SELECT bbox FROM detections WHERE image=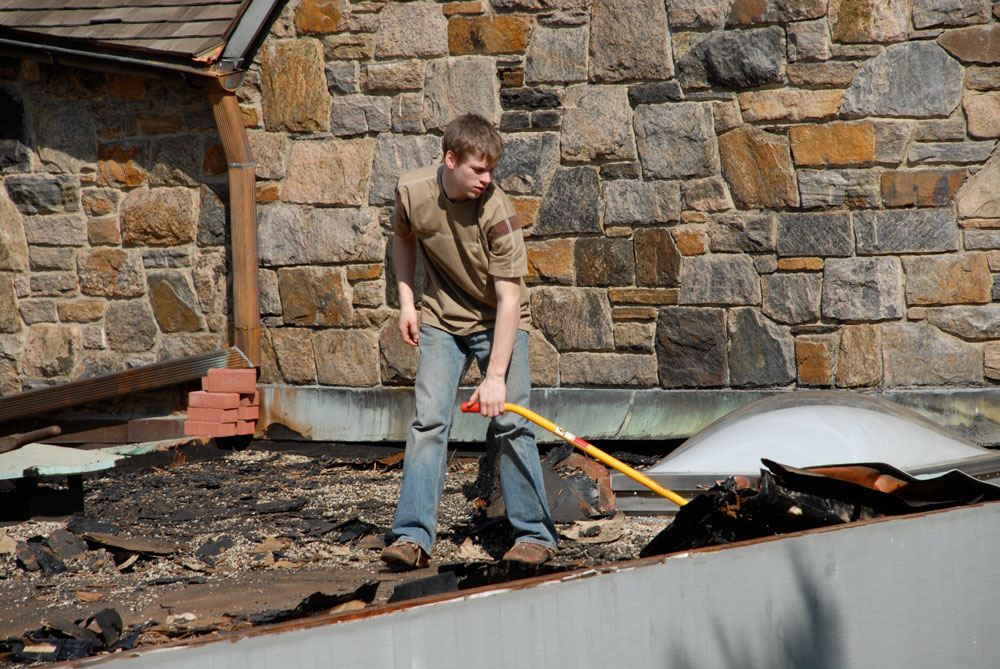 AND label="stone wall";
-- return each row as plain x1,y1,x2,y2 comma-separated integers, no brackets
4,0,1000,402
